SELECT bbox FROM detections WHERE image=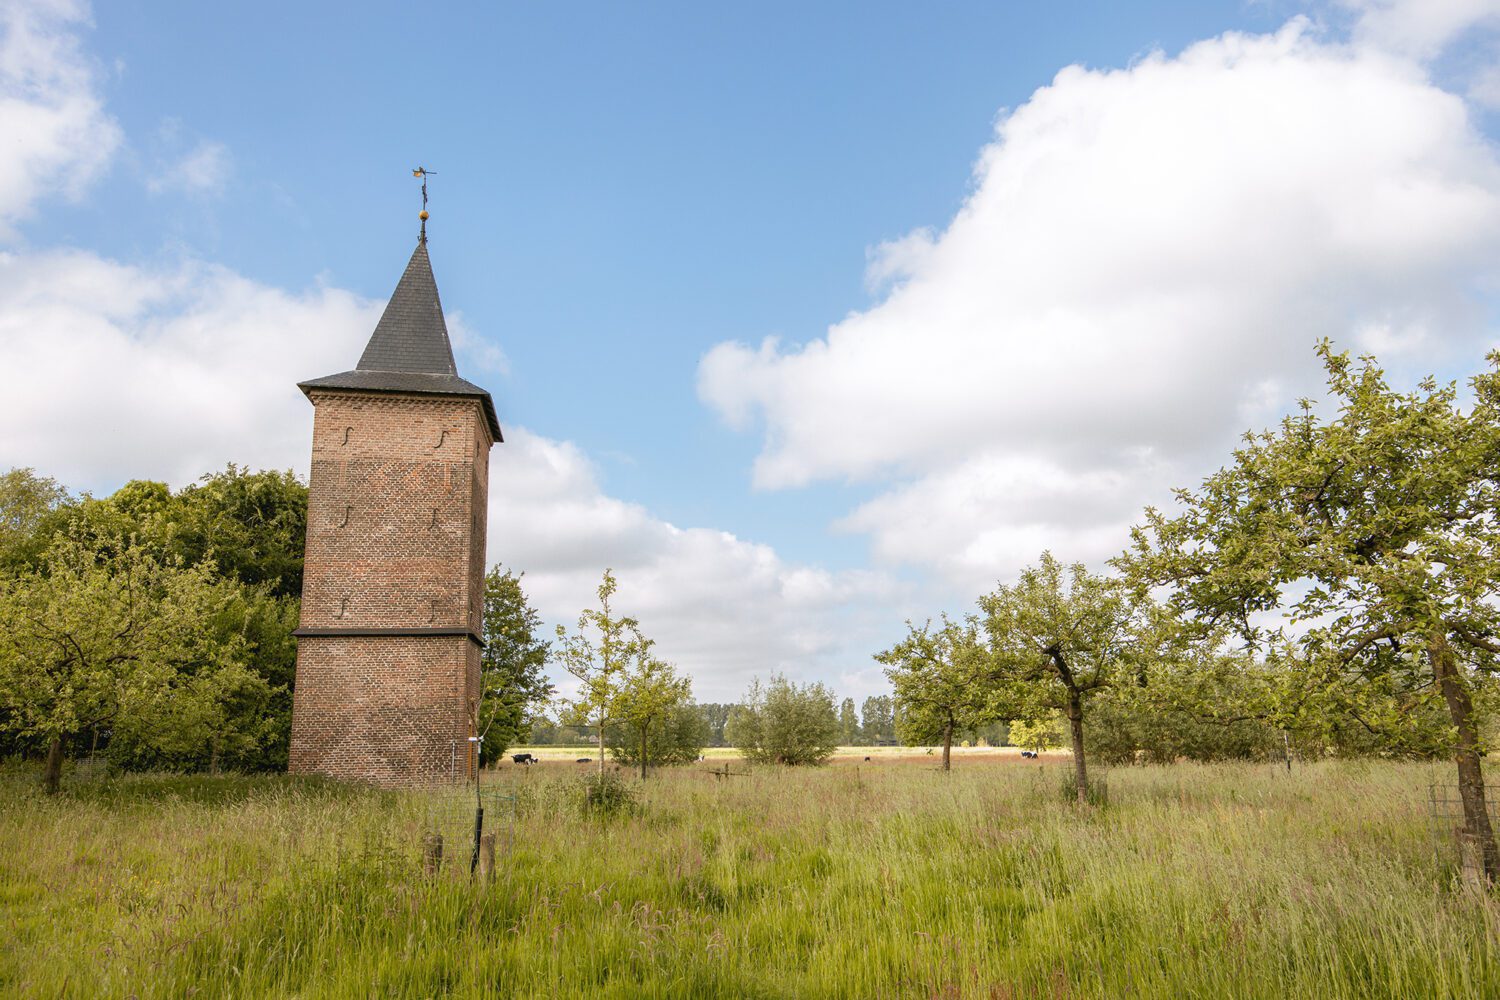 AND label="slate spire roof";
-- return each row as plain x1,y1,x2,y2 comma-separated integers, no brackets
299,238,502,441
